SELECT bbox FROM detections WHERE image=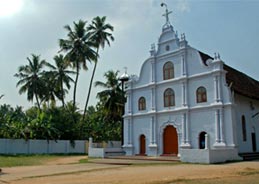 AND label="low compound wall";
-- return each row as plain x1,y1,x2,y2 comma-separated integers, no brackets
0,139,87,154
